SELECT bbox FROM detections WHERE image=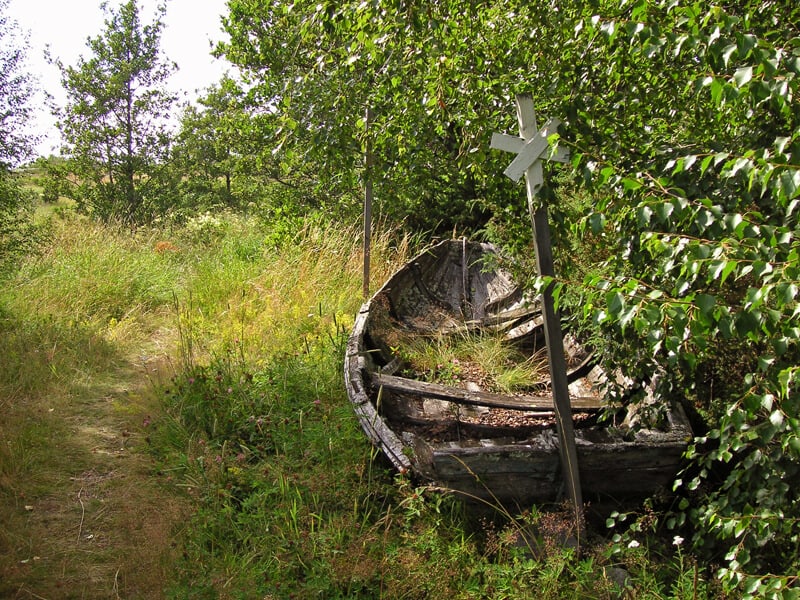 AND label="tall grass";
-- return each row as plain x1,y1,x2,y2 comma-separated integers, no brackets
0,209,716,598
397,330,550,392
0,215,185,409
143,215,715,598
